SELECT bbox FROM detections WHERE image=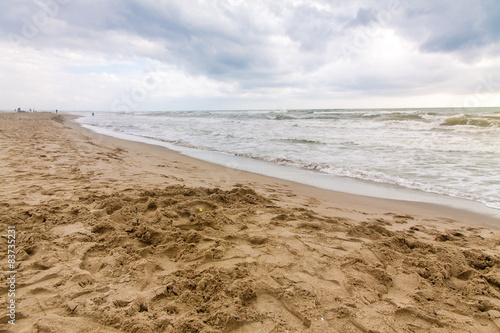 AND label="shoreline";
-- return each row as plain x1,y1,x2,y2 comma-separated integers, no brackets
72,108,500,217
2,112,500,332
71,114,500,229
